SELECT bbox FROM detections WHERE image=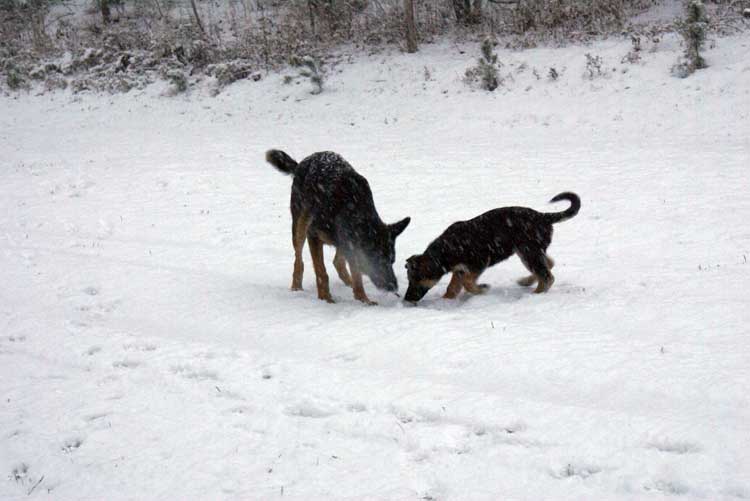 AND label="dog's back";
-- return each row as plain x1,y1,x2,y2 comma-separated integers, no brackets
291,152,380,246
